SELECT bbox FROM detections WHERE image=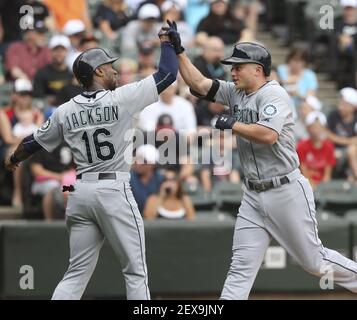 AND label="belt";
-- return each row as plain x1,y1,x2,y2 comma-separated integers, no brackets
246,176,289,193
76,172,117,180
